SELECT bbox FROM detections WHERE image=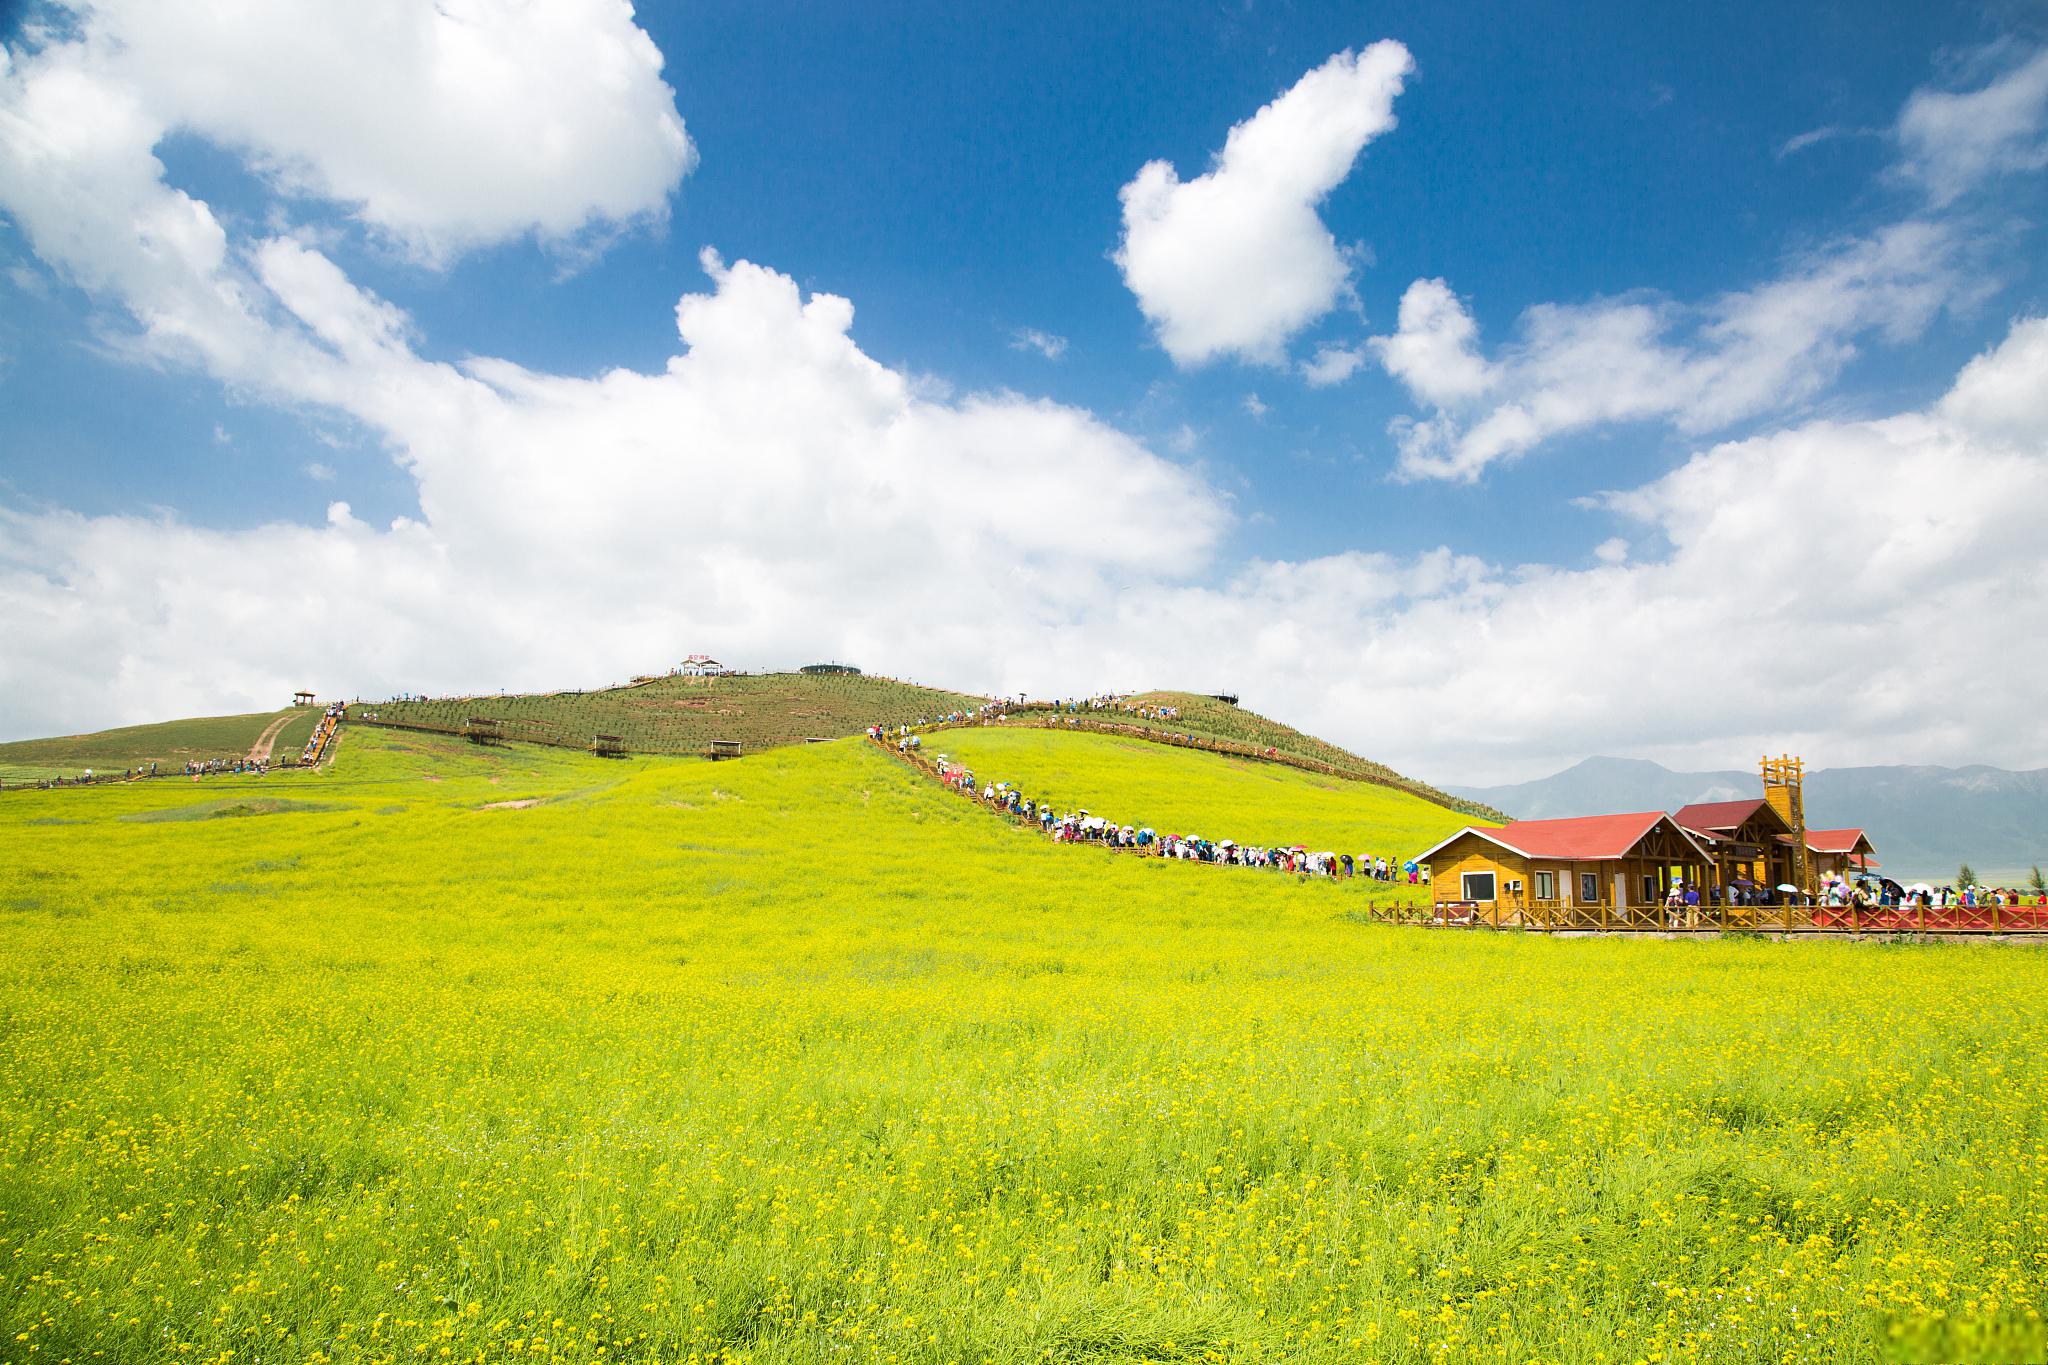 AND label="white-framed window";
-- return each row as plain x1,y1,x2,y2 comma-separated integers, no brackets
1580,872,1599,902
1534,871,1556,900
1642,874,1659,902
1462,871,1496,901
